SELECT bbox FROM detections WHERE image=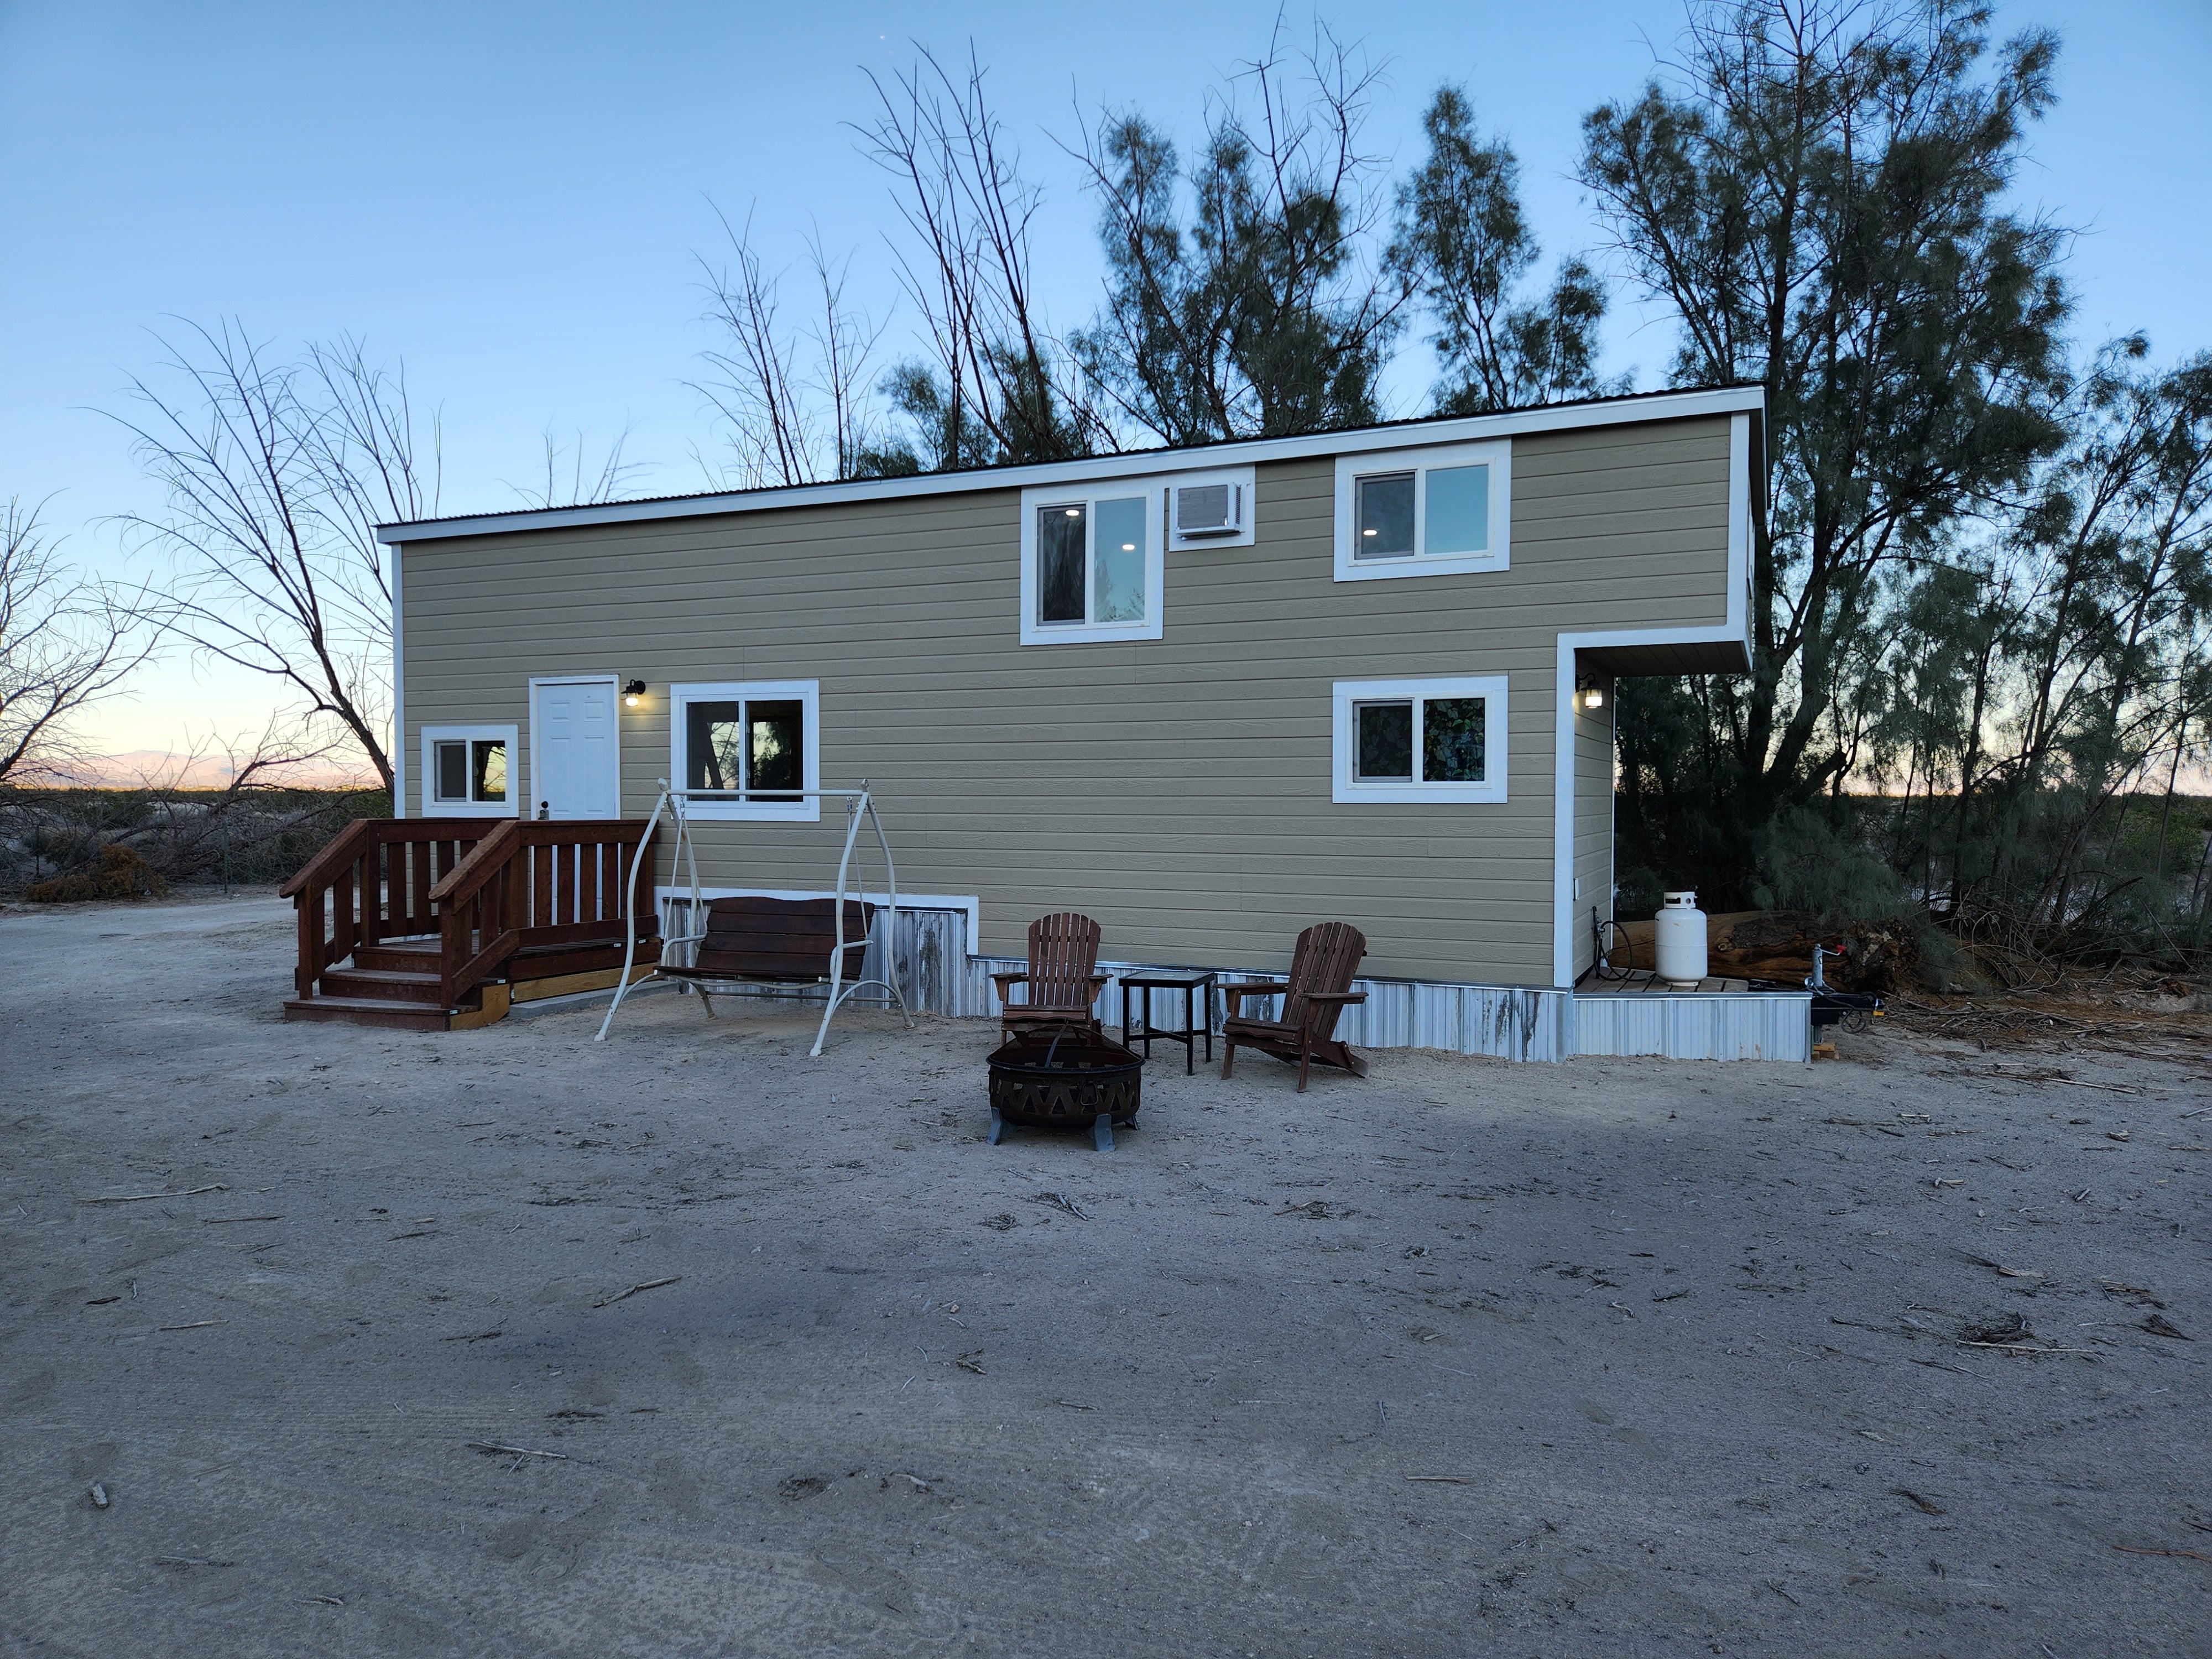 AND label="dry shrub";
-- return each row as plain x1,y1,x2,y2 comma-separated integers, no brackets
26,843,170,902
